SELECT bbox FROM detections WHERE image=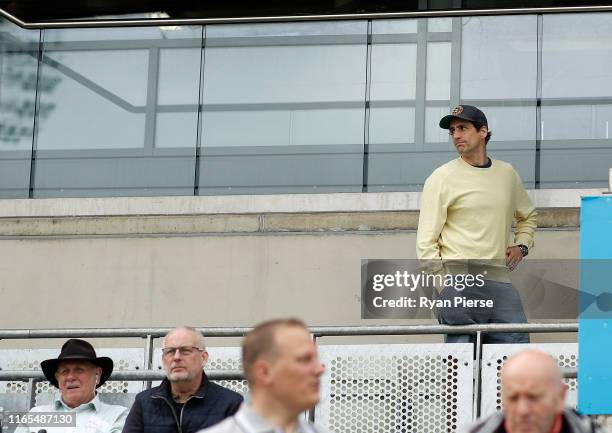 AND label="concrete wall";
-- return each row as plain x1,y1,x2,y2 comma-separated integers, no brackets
0,191,586,333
